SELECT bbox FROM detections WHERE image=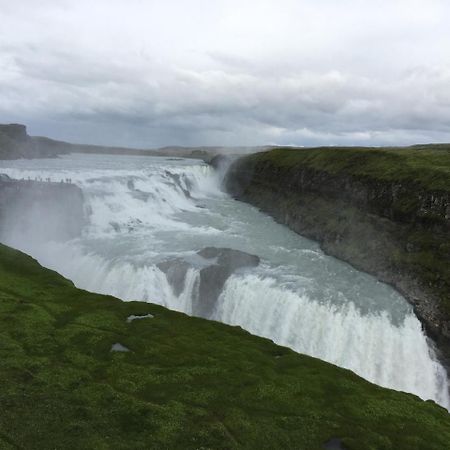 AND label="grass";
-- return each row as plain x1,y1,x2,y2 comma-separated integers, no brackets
1,244,450,449
249,145,450,192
